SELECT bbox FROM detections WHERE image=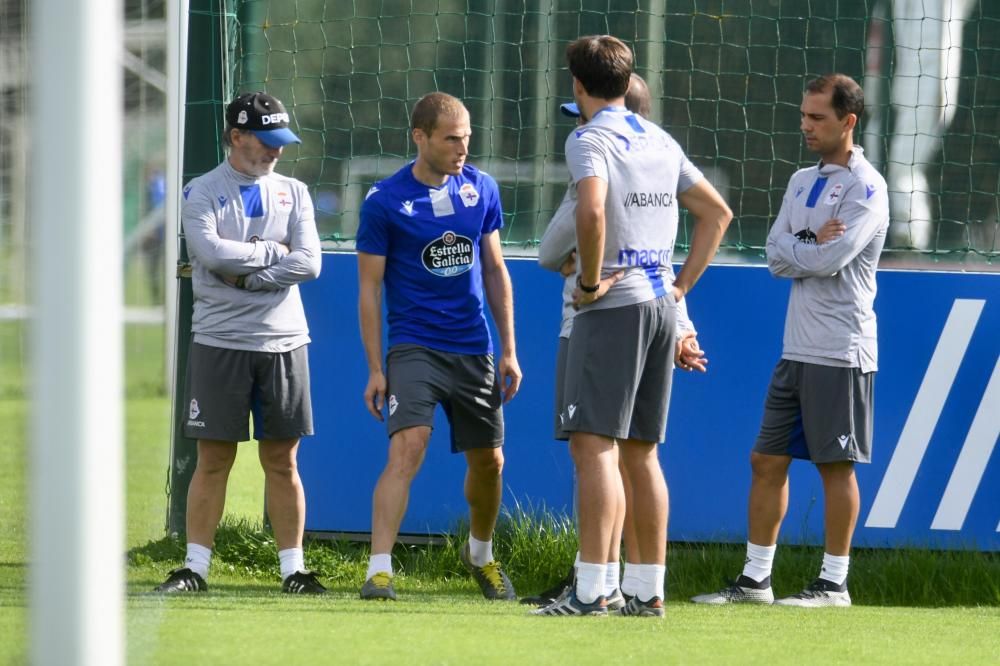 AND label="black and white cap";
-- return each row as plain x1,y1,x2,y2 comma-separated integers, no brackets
225,92,301,148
